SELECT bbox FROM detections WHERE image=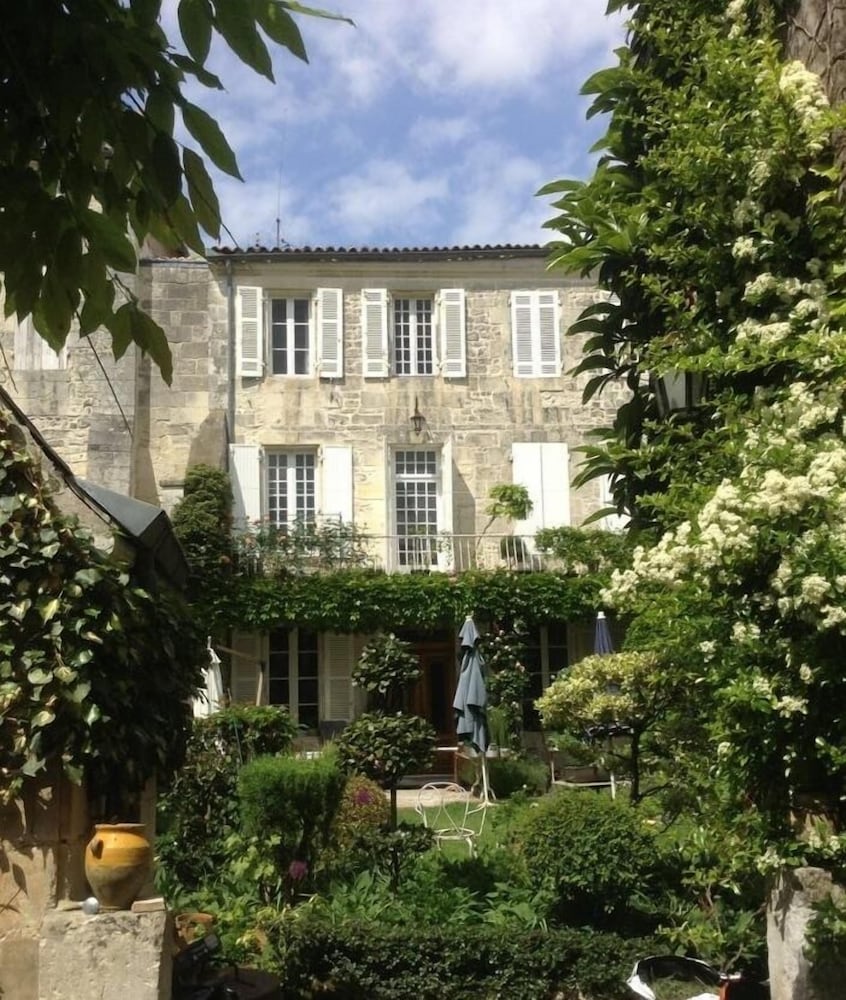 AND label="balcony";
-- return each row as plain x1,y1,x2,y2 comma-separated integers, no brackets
234,521,557,577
